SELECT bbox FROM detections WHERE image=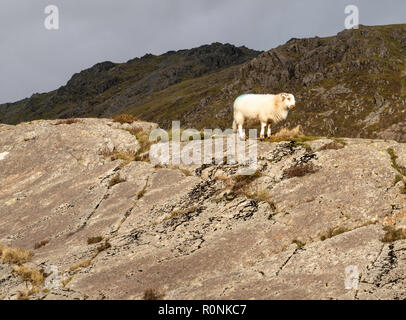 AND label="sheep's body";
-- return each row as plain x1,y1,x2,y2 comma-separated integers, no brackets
233,93,296,139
